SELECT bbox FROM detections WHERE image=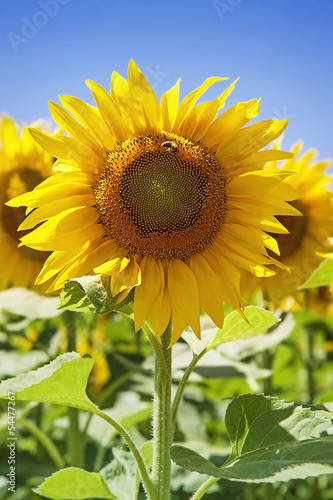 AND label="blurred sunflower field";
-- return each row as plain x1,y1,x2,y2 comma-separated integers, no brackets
0,57,333,500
